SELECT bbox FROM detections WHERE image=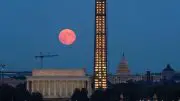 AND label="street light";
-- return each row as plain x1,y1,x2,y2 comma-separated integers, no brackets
0,64,6,84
